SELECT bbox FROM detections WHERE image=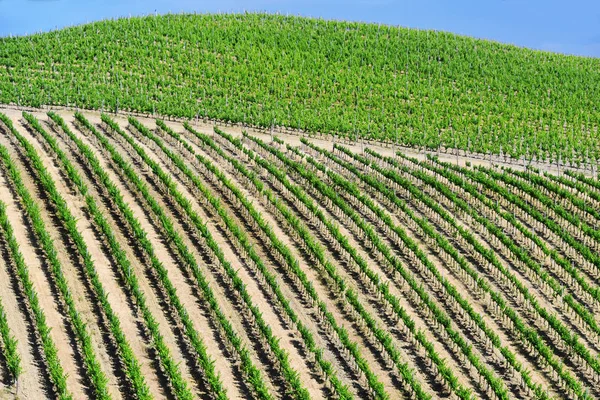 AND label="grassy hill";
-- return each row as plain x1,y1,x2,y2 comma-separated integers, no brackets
1,13,599,163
